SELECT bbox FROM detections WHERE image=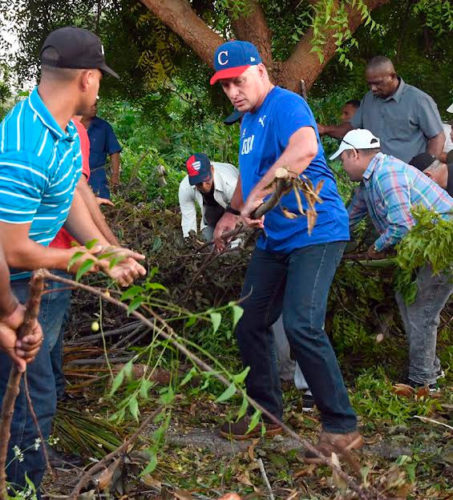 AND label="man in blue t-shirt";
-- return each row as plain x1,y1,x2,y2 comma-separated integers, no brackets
211,41,361,462
81,101,122,200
